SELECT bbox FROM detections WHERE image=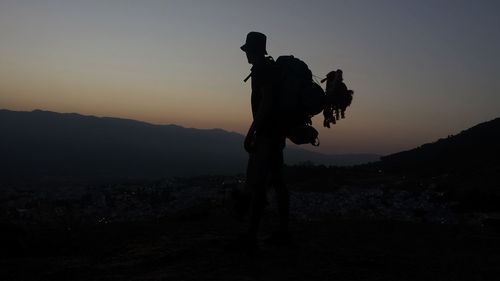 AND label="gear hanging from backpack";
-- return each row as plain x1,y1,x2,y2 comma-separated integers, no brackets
321,69,354,128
